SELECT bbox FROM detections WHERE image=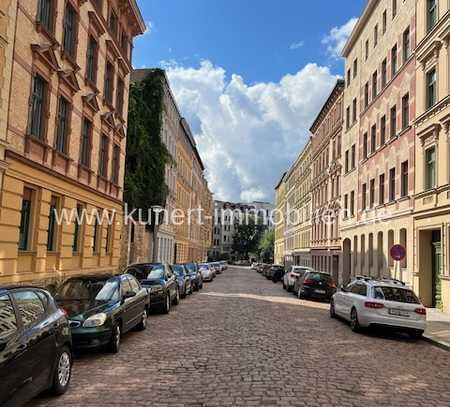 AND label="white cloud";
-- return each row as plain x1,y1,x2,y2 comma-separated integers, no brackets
322,17,358,59
165,60,339,202
143,21,154,36
289,41,305,50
